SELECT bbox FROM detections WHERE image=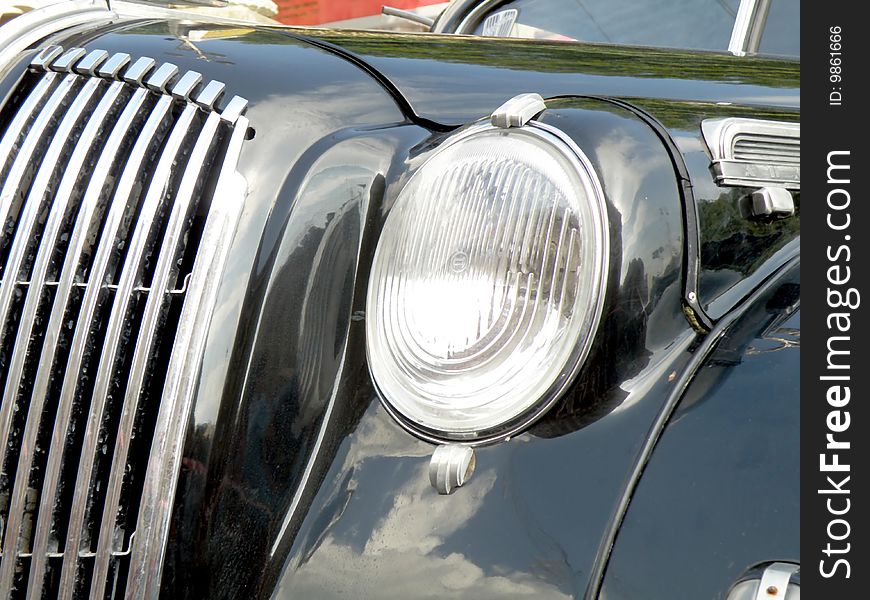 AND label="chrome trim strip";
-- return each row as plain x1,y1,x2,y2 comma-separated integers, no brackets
97,52,132,79
431,0,499,33
713,161,799,190
728,0,772,56
755,563,799,600
56,91,178,599
21,76,127,597
0,1,113,80
220,94,249,125
86,101,201,599
126,114,250,600
491,92,546,128
122,57,156,85
0,74,105,590
29,45,64,70
195,80,225,110
50,47,88,73
0,71,81,495
455,0,503,34
75,49,110,76
701,117,800,190
381,6,436,27
171,71,203,100
23,84,152,600
0,72,58,256
143,62,179,92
